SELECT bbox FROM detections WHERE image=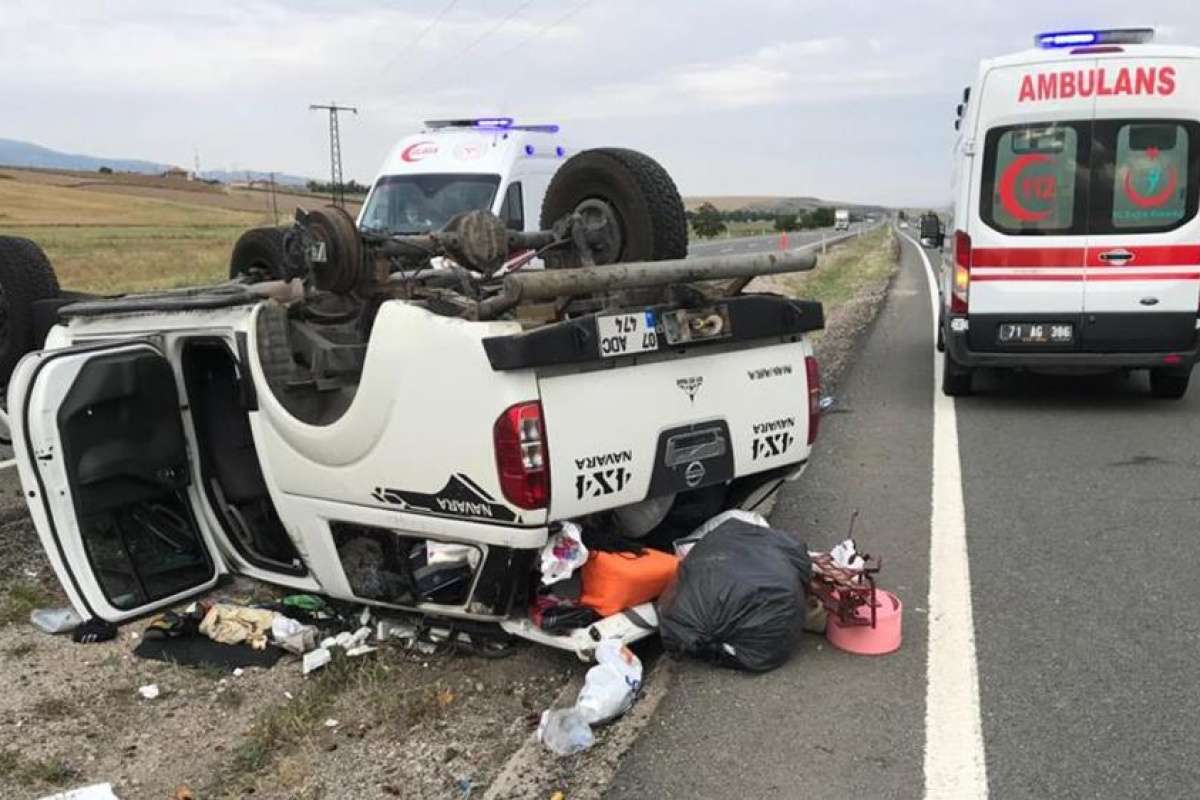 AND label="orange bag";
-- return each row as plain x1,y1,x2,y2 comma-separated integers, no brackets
580,549,680,618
